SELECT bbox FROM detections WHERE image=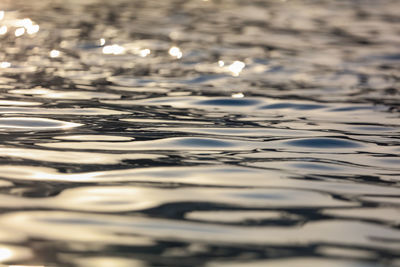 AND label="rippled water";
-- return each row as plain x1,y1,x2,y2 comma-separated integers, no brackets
0,0,400,266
